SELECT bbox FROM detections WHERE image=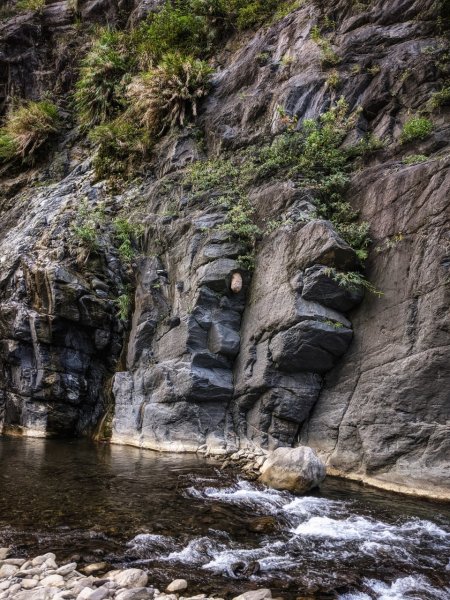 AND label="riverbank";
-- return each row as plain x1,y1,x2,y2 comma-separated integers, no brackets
0,550,272,600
